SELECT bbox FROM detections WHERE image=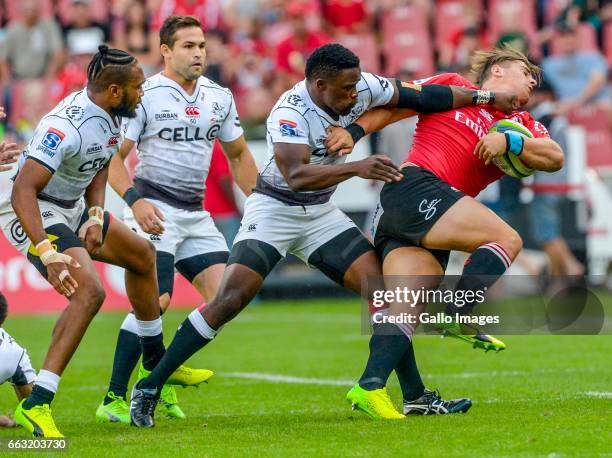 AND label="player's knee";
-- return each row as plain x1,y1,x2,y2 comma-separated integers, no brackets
499,229,522,260
131,240,157,274
81,282,106,316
